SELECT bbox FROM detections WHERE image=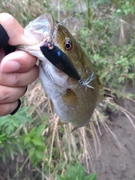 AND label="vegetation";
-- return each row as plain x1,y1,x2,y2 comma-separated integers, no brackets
0,0,134,179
